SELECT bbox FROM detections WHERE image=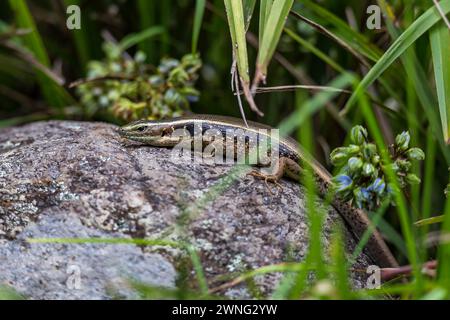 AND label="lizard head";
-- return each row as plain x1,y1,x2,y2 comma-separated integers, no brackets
118,120,181,146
